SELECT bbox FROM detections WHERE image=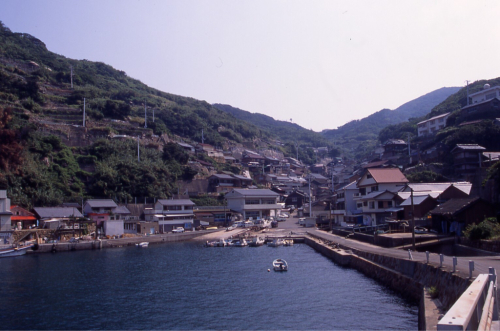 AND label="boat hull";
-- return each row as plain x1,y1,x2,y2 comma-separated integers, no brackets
0,245,32,258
